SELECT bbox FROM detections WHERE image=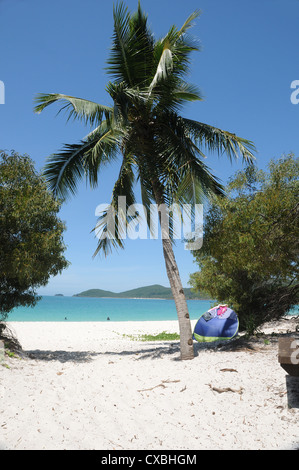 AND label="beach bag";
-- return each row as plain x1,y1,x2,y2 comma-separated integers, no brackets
193,305,239,343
